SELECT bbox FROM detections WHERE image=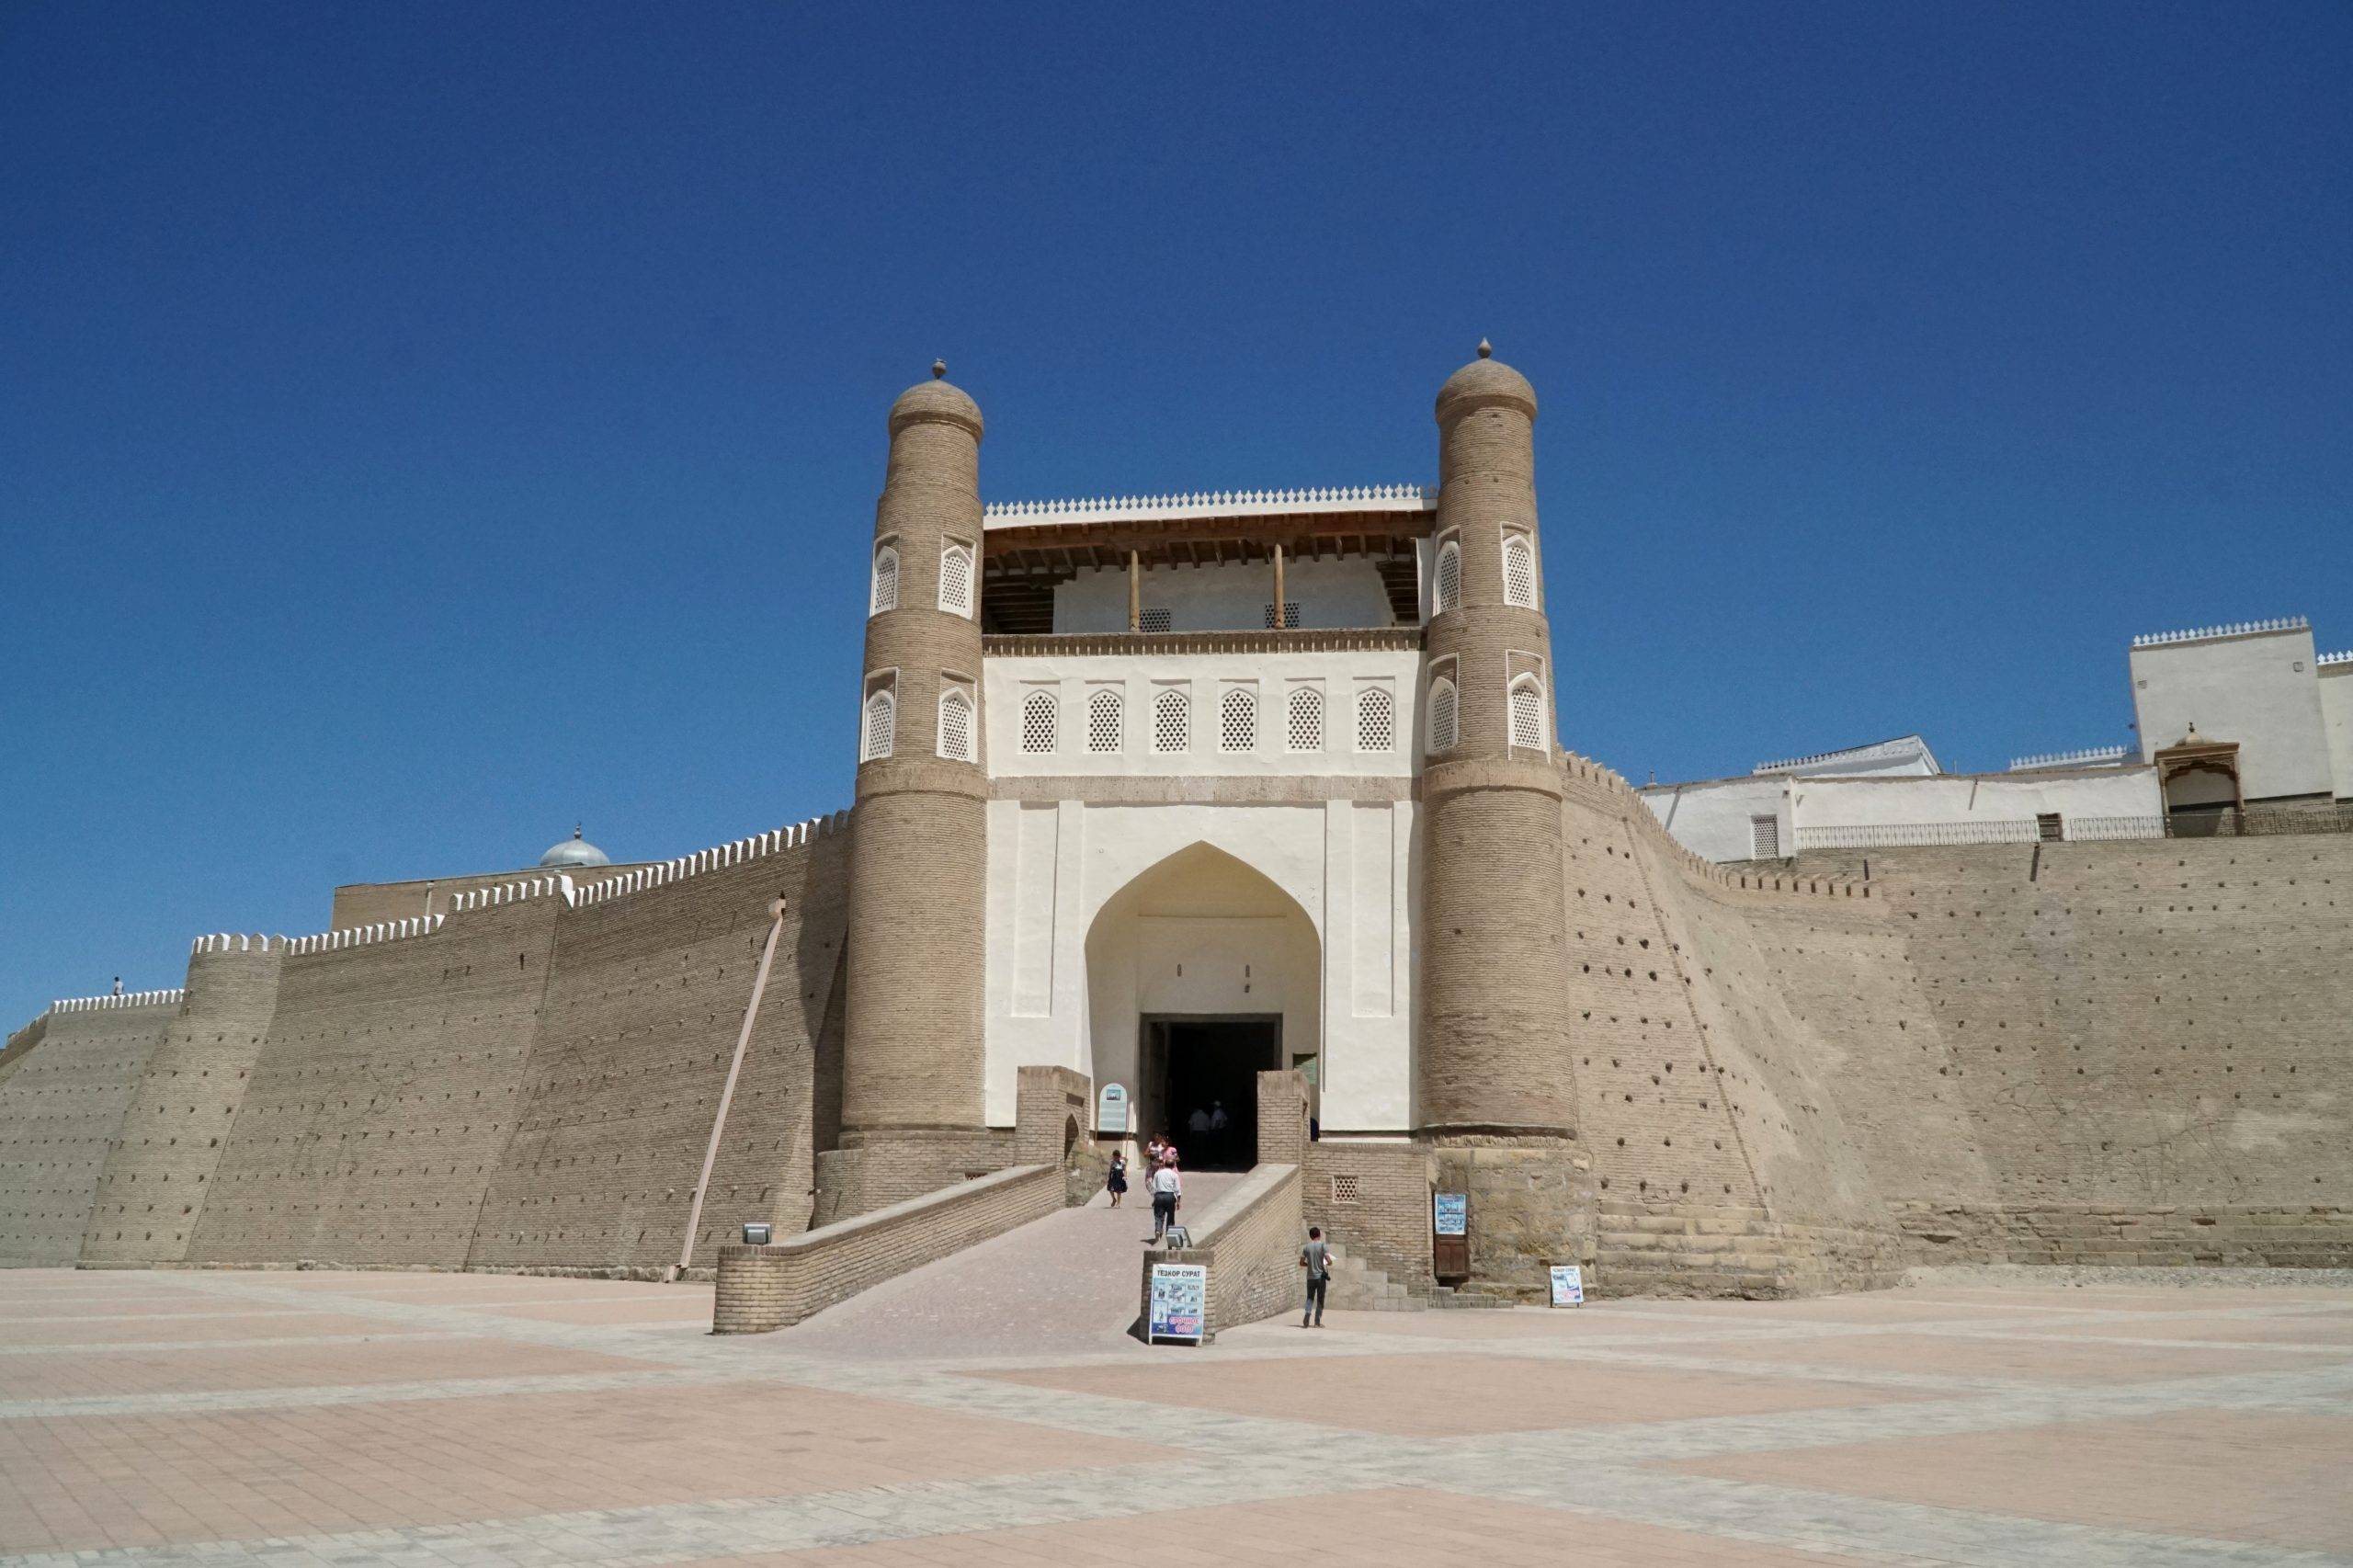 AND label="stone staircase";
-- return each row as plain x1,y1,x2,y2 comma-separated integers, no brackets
1321,1239,1416,1311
